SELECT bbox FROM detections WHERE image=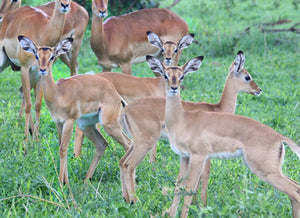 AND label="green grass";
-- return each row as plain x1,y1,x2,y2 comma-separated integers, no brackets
0,0,300,217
